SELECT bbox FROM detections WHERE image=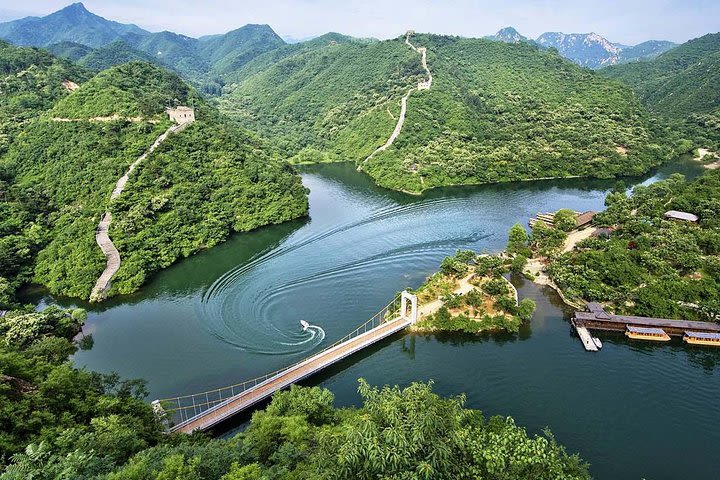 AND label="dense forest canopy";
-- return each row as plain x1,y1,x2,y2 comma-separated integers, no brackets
0,305,592,479
601,33,720,119
0,40,88,154
0,54,308,304
220,35,421,164
601,33,720,150
221,33,676,193
49,61,195,119
548,170,720,320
